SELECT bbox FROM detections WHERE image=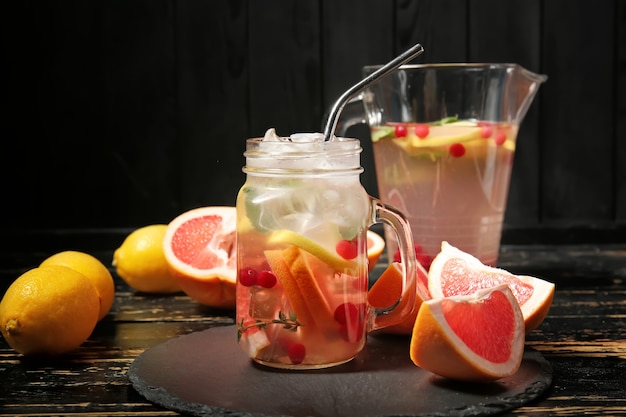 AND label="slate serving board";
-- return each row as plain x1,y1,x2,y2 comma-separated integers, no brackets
129,325,552,417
